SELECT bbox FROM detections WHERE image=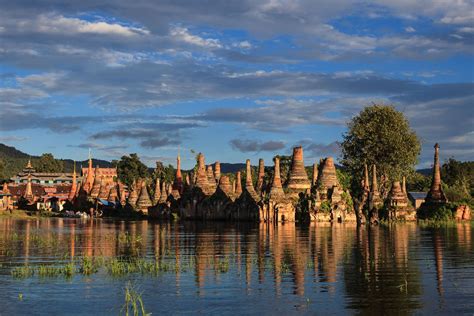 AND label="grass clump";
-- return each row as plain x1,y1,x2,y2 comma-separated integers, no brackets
121,282,150,316
11,265,34,278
